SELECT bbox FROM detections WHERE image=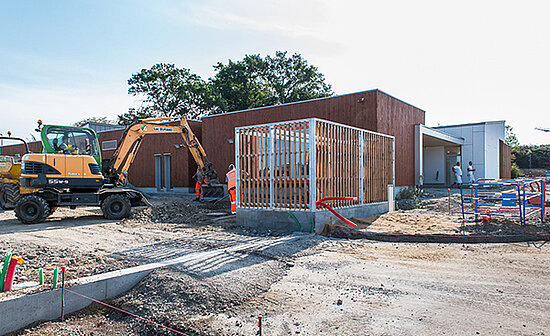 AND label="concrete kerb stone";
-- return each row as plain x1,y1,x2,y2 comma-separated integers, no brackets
0,235,299,335
0,268,151,335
